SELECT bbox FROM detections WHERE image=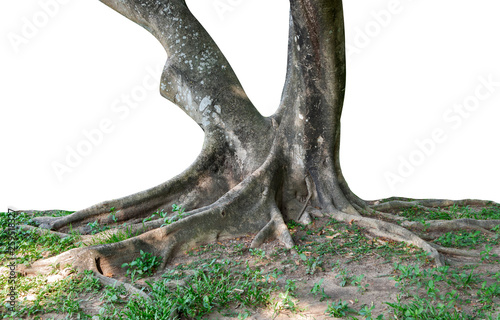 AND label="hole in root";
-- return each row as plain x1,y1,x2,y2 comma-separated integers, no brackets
95,257,104,275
